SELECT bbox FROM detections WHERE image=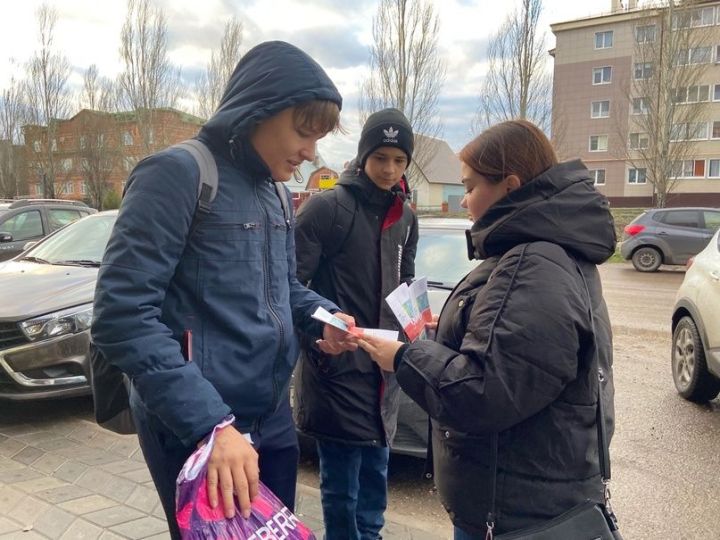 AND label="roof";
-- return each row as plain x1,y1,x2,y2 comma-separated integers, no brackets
413,134,462,186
